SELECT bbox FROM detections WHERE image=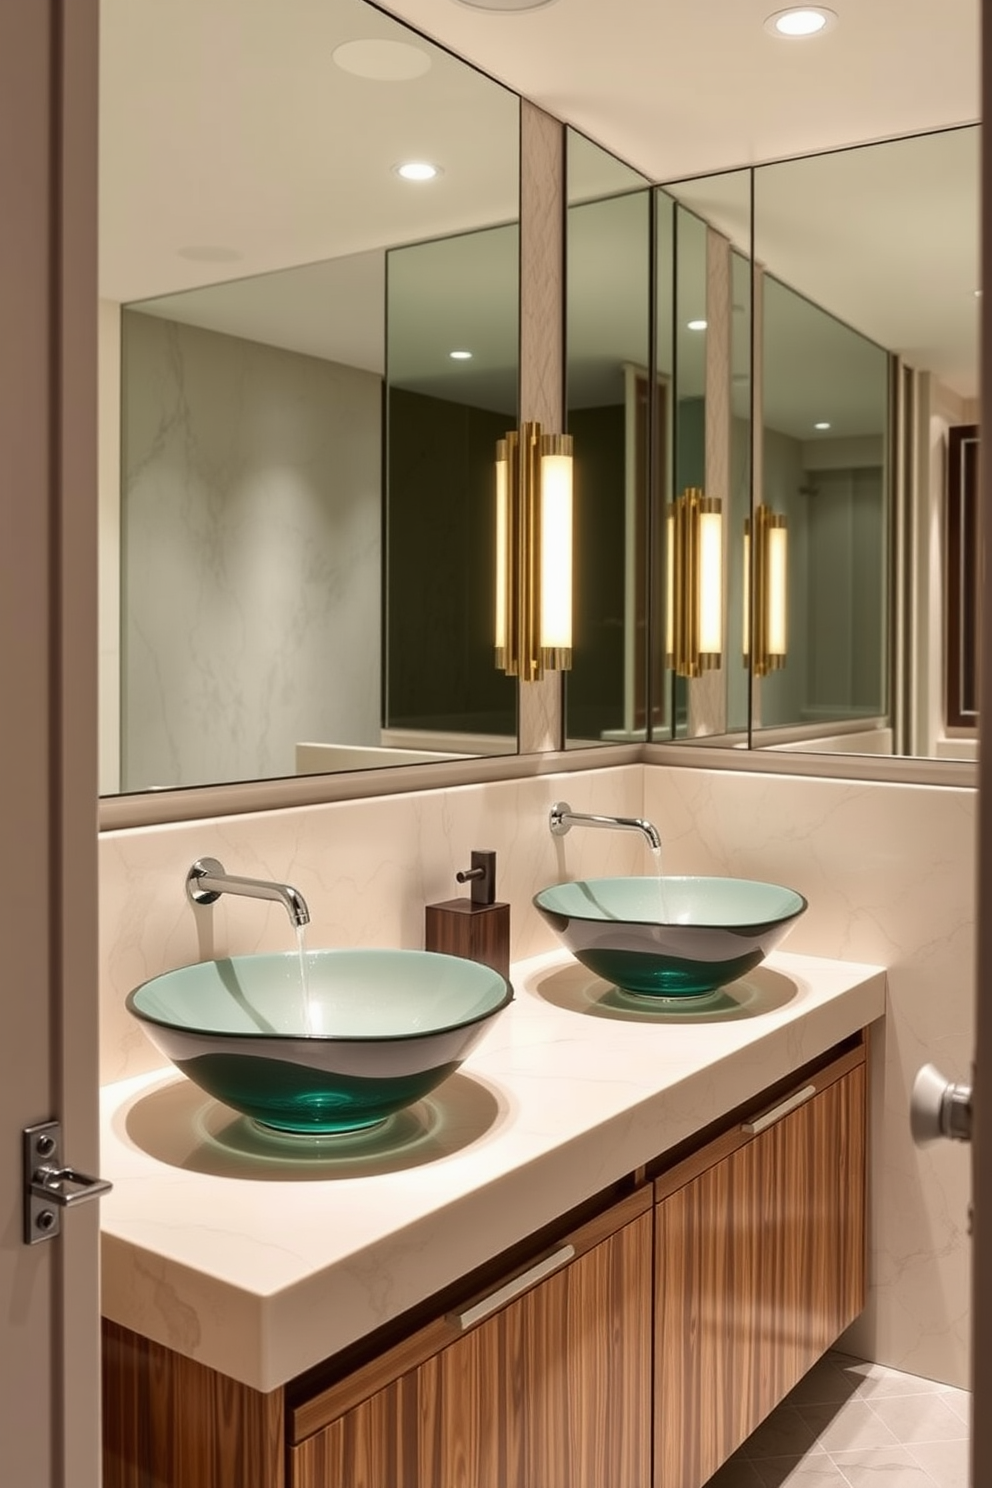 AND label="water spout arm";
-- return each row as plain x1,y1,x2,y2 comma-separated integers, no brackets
186,857,311,928
549,801,661,853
